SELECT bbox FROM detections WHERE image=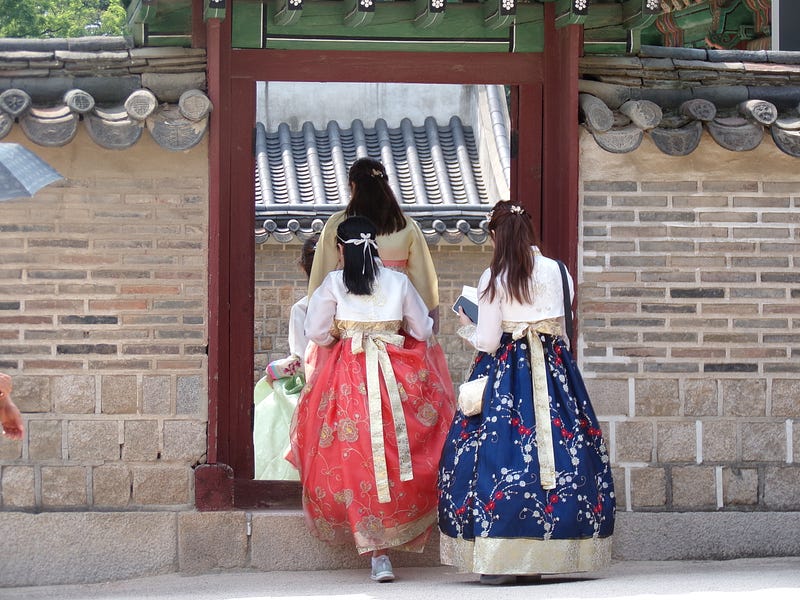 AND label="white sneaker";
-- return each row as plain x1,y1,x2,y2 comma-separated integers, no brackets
370,555,395,582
